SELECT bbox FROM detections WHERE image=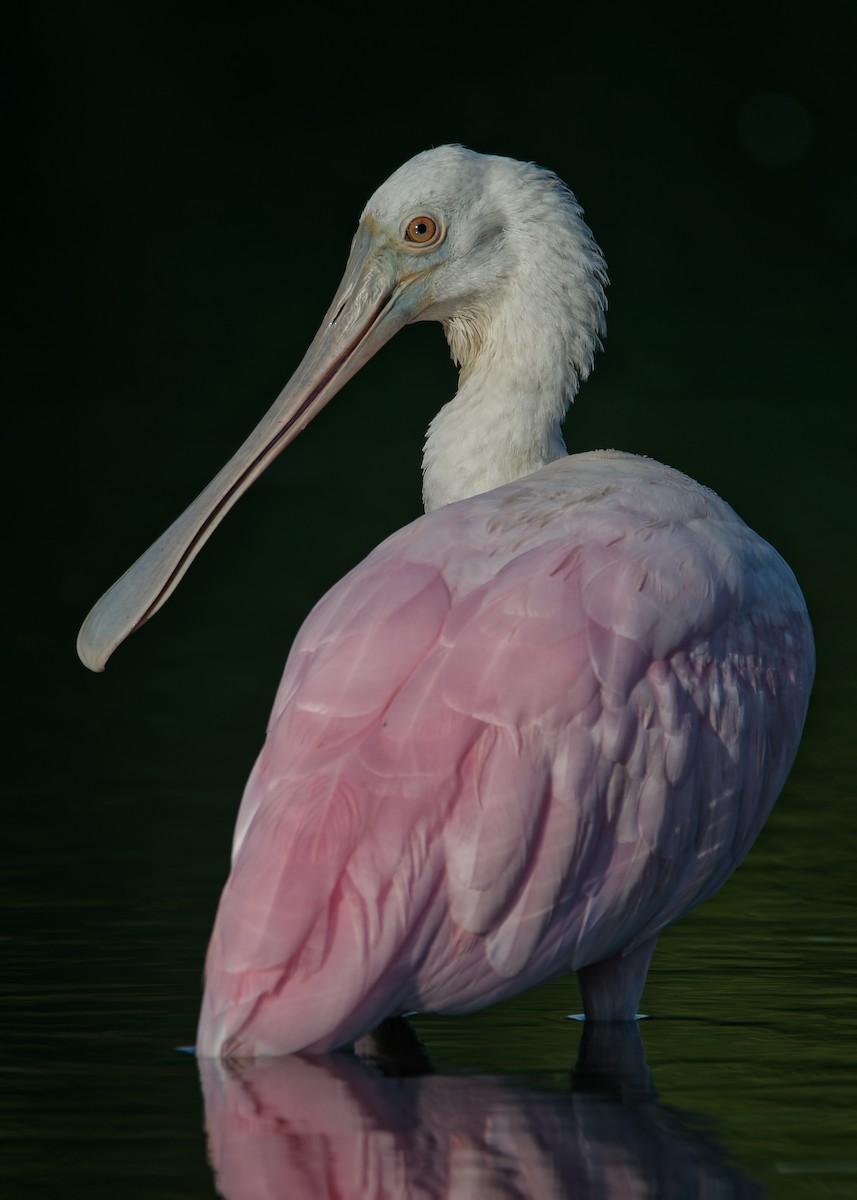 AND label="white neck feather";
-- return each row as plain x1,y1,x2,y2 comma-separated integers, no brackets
421,312,570,512
420,166,607,513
